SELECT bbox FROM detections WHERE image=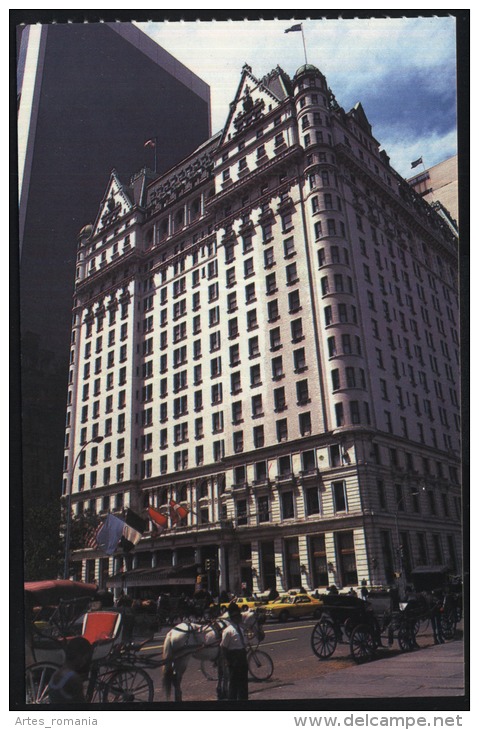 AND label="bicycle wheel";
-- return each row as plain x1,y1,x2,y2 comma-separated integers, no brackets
103,667,154,703
311,620,337,659
25,662,60,704
349,624,376,664
200,660,217,681
248,649,274,681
